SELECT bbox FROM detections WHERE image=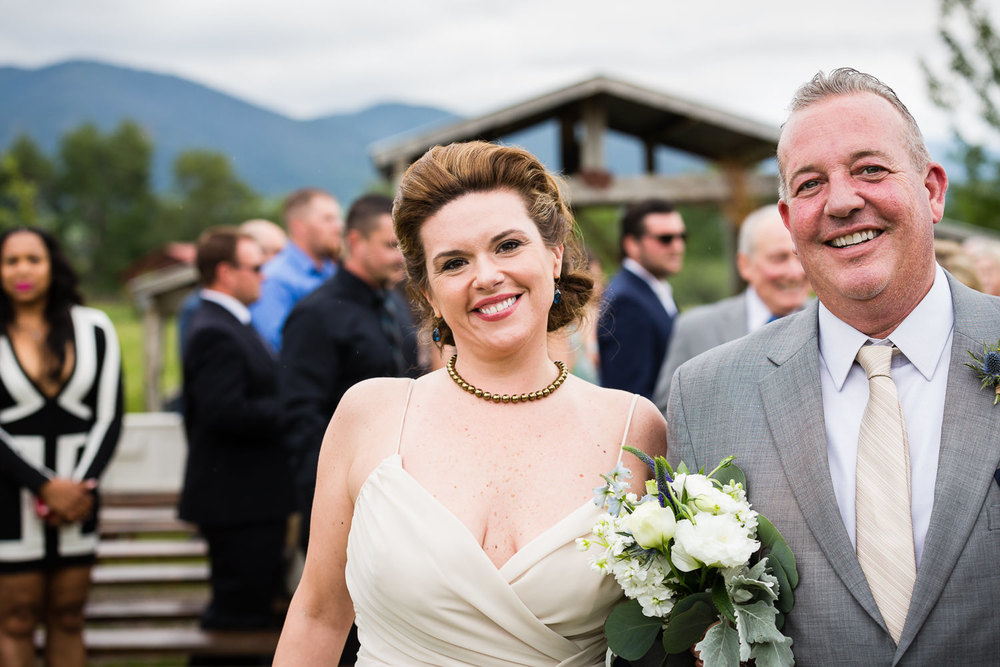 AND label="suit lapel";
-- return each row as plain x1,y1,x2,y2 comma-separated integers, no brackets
895,276,1000,656
758,305,884,626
